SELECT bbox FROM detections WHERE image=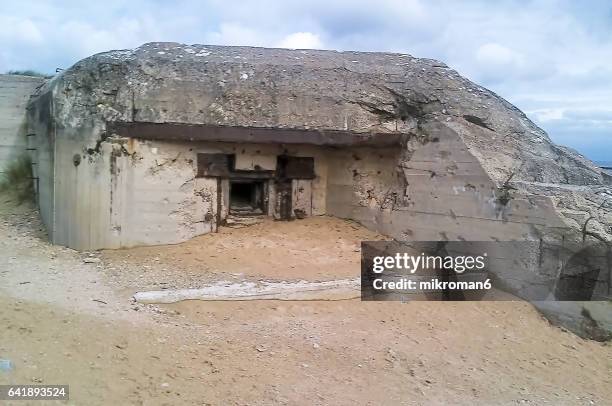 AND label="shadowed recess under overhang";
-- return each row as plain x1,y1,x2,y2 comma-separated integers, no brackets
106,121,408,147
